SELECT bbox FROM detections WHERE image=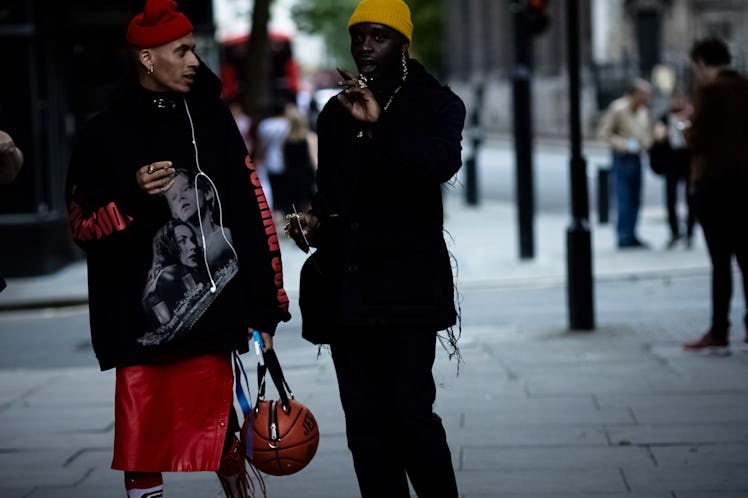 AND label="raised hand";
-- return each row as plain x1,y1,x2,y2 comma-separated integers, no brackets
336,67,381,123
